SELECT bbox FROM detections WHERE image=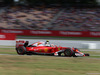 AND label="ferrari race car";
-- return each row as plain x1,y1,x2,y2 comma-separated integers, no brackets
16,40,90,57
